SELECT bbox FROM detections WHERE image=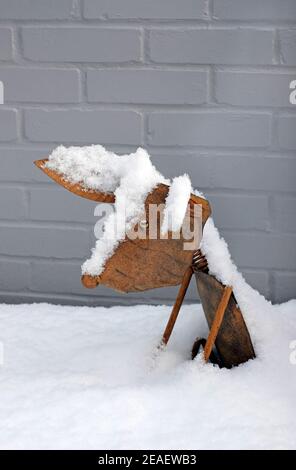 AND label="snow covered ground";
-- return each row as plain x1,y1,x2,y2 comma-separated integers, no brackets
0,300,295,450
